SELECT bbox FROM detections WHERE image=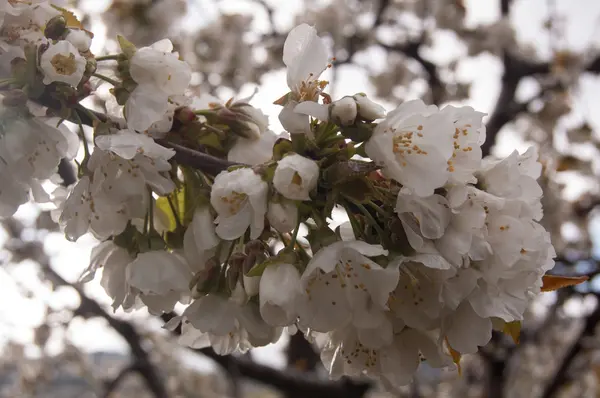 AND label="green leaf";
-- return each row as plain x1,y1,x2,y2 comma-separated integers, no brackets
340,122,374,142
502,321,522,344
306,225,338,253
156,188,185,232
336,179,375,203
273,137,293,161
117,35,137,59
198,131,223,151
